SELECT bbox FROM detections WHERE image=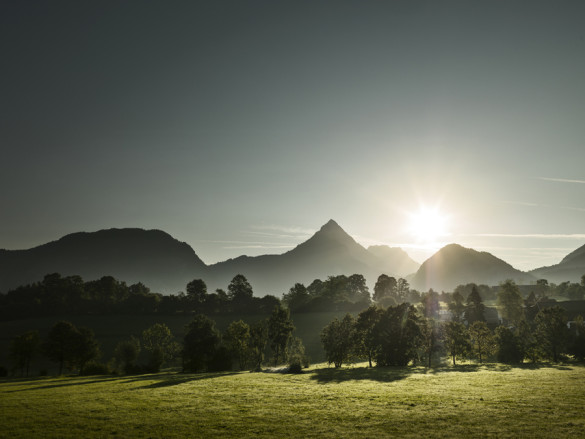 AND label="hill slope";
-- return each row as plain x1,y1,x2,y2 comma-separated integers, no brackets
411,243,534,292
530,242,585,284
0,229,207,293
